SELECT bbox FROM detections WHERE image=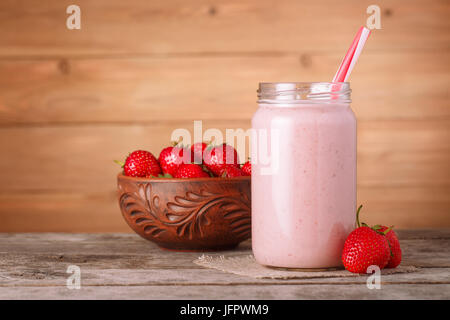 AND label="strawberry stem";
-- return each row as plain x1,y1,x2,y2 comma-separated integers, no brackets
172,137,183,147
356,204,363,228
114,160,124,167
201,164,214,177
